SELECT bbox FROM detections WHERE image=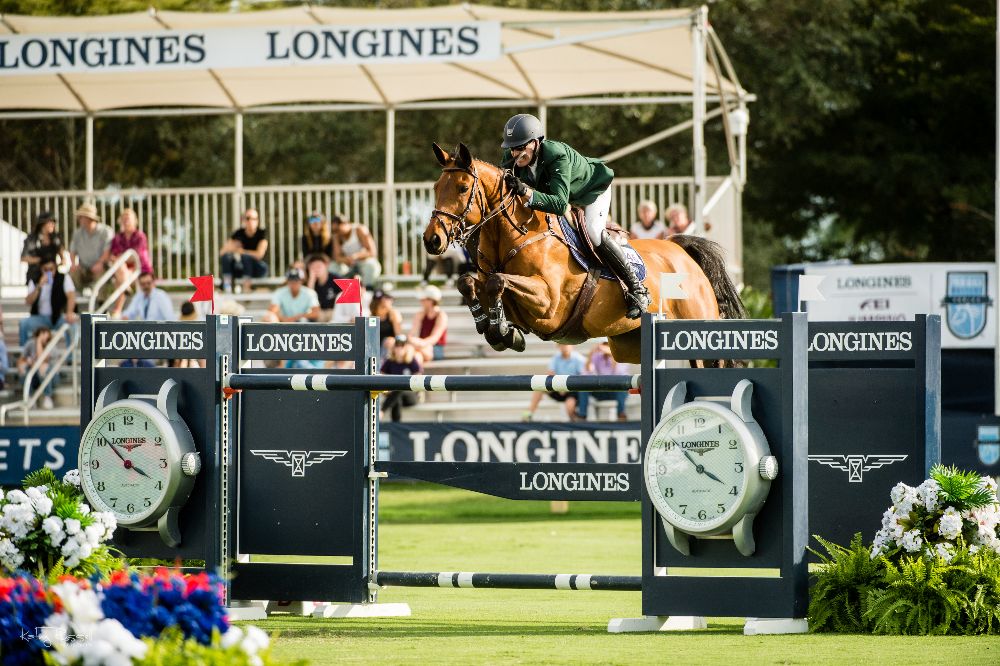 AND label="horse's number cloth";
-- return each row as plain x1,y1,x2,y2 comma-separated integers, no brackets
557,215,647,282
